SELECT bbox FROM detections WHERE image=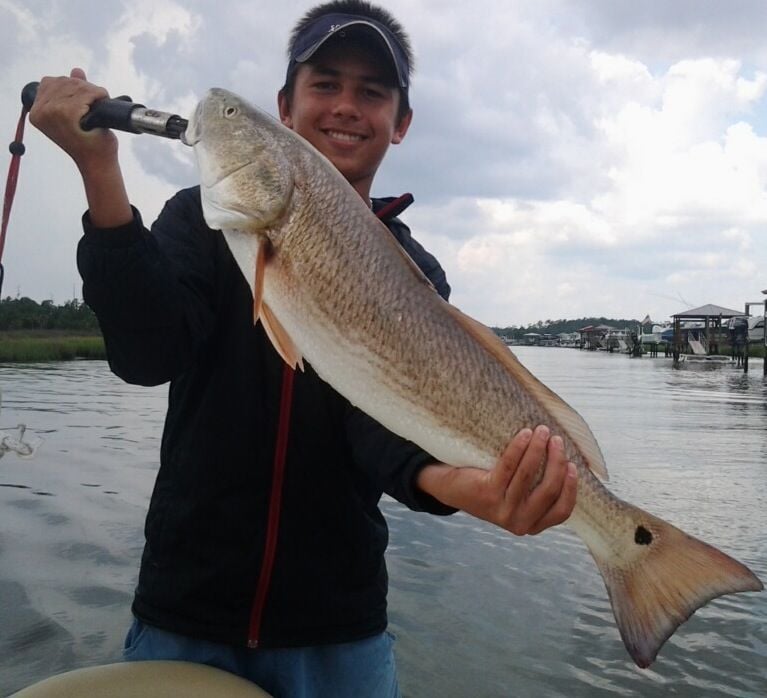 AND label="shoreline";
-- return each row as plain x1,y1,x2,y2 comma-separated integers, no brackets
0,330,105,362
